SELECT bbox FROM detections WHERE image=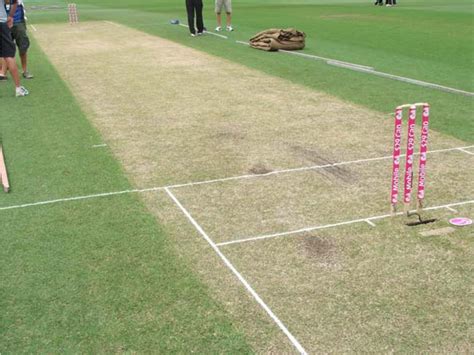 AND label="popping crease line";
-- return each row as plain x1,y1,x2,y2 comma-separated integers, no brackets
458,148,474,155
0,145,473,212
165,188,308,355
216,200,474,247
